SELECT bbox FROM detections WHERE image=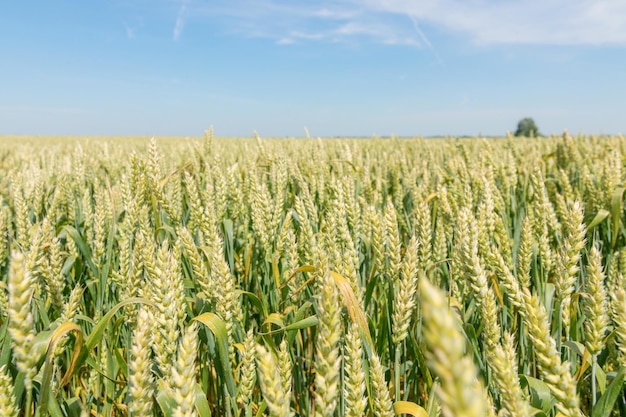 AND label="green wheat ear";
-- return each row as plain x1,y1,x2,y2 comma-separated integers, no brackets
344,322,367,417
7,251,38,390
0,365,18,417
419,276,492,417
256,343,292,417
171,322,199,417
128,308,155,417
314,270,342,417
